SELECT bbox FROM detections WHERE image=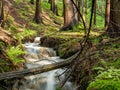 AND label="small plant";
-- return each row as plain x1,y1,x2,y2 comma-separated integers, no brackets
0,41,5,47
92,38,100,44
16,28,36,41
6,45,26,65
108,58,120,68
87,68,120,90
0,59,10,72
